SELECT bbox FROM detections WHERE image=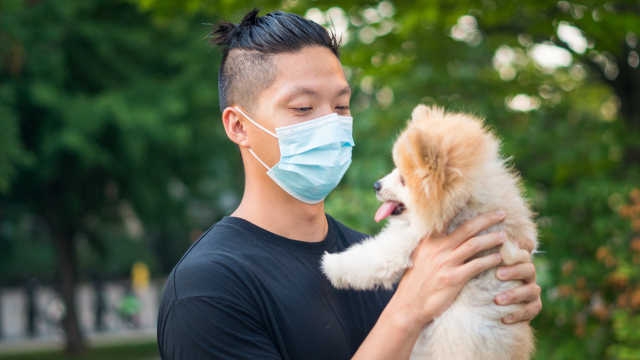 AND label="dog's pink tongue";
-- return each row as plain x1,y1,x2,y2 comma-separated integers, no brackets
375,202,397,223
